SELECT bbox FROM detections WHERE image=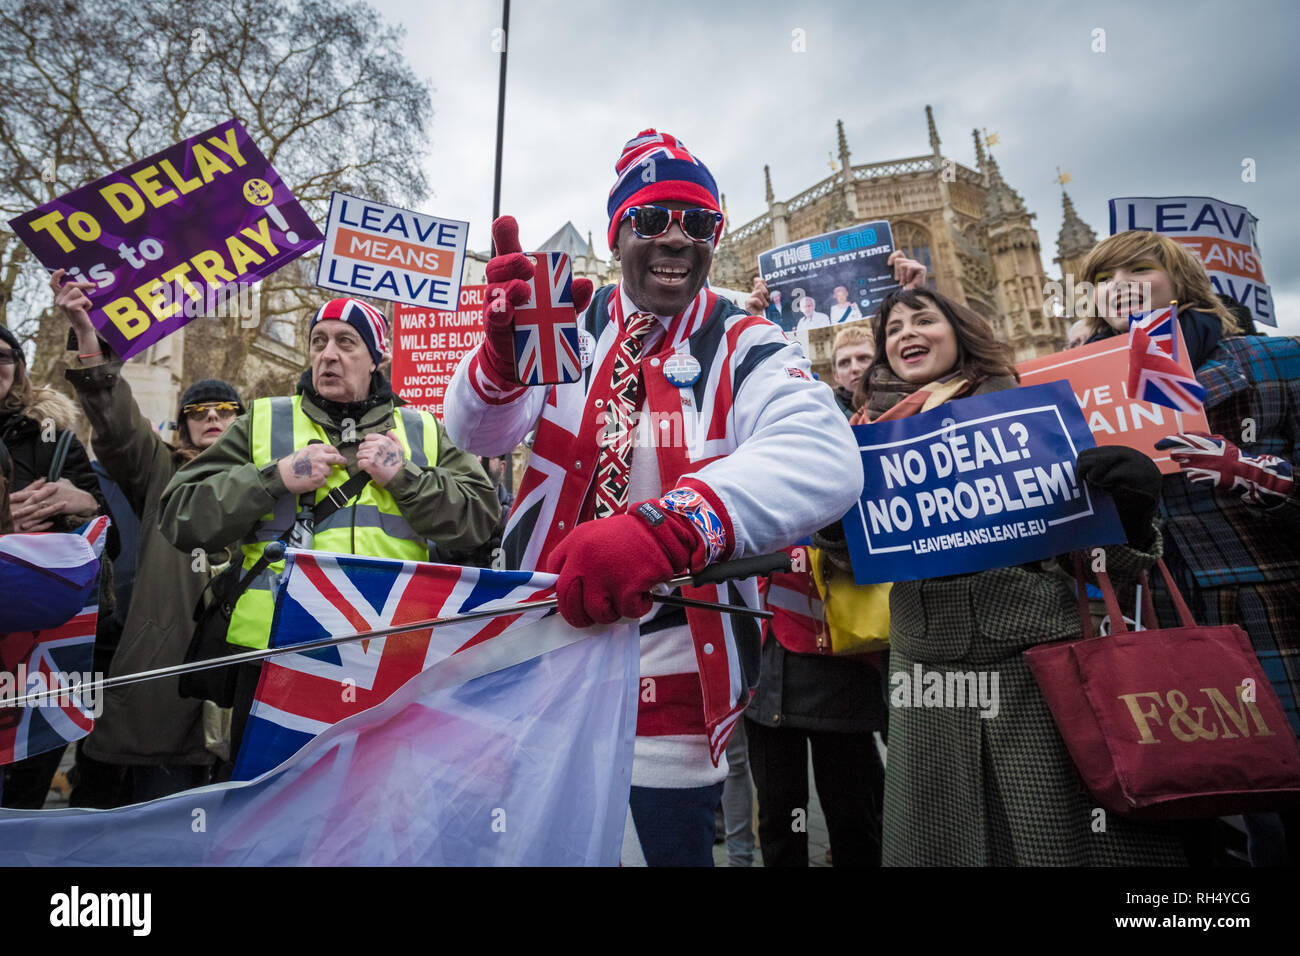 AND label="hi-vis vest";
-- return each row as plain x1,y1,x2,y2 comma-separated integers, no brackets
225,395,440,649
